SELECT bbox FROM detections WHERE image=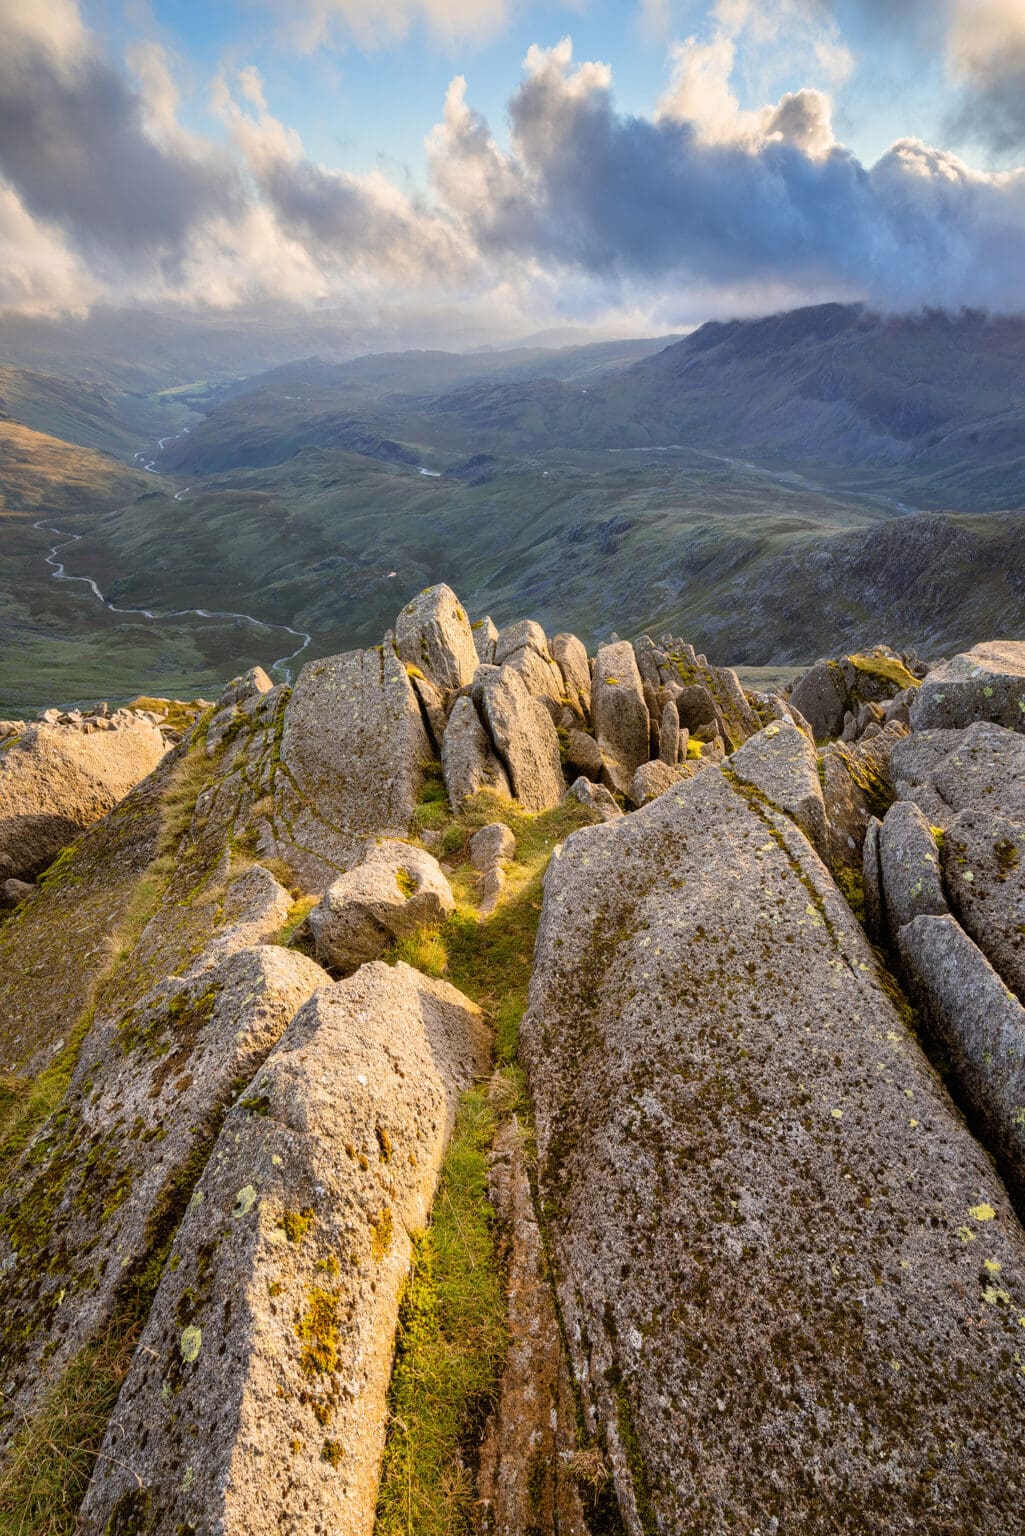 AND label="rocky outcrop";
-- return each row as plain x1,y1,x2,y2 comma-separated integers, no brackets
899,915,1025,1208
521,766,1025,1533
7,602,1025,1536
0,712,166,880
791,649,921,741
911,641,1025,732
478,665,565,812
309,840,454,972
79,962,489,1536
0,939,327,1445
395,583,479,692
273,648,430,889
